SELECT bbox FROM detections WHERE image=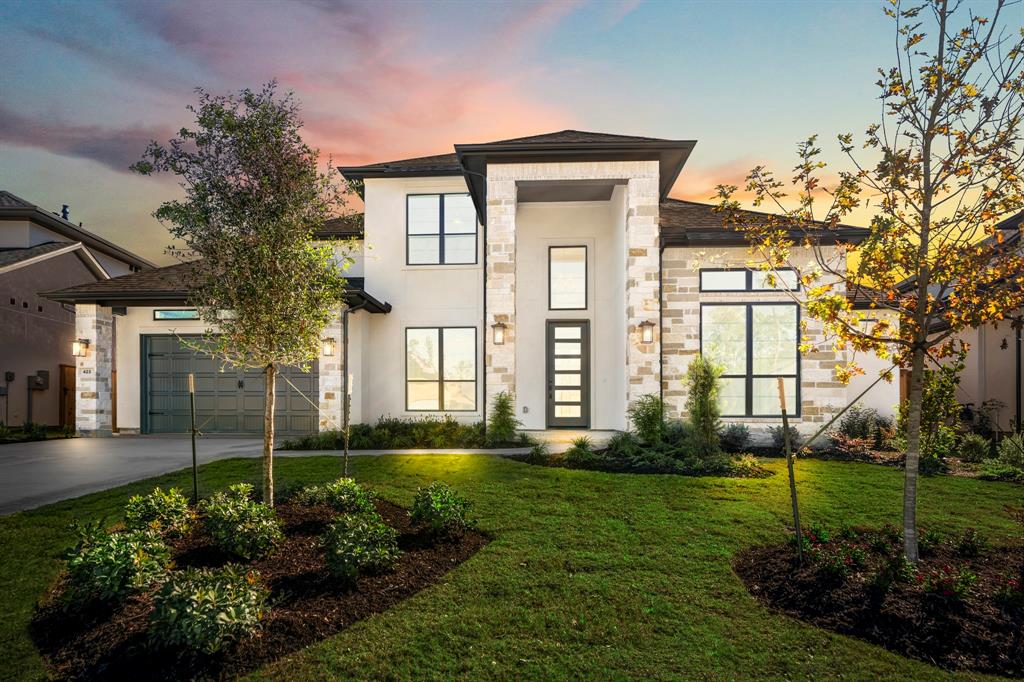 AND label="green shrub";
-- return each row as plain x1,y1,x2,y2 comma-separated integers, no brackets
719,423,750,453
124,487,195,537
280,415,488,450
628,394,665,445
979,459,1024,482
563,437,598,467
606,431,641,459
838,405,884,440
920,564,976,601
321,511,401,582
409,482,475,538
868,554,915,594
770,425,802,453
728,454,770,478
809,540,867,579
661,419,691,447
200,484,283,560
918,529,942,556
150,565,268,653
487,391,520,446
954,527,987,558
958,433,992,463
295,477,374,514
65,523,171,603
0,422,9,439
995,573,1024,610
685,354,722,457
526,442,551,464
996,432,1024,469
896,354,964,468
